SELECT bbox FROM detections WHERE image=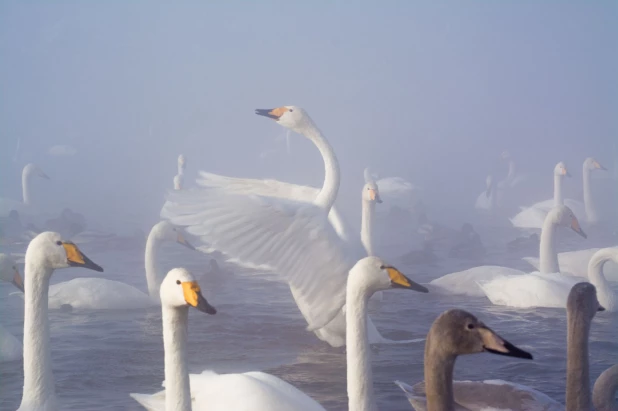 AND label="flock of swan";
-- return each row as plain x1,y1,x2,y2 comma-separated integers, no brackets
0,105,616,410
